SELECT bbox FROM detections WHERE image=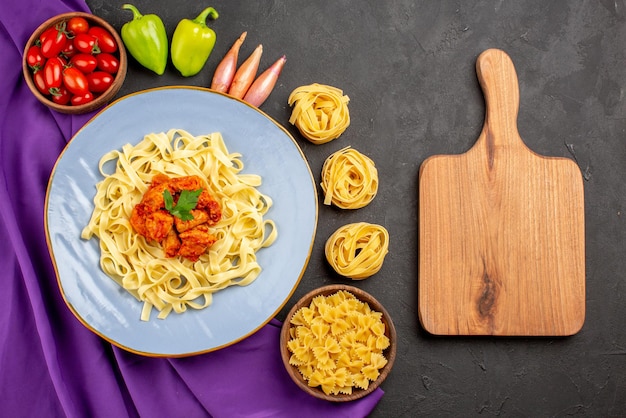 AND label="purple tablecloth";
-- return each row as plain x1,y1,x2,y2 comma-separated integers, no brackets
0,0,383,416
